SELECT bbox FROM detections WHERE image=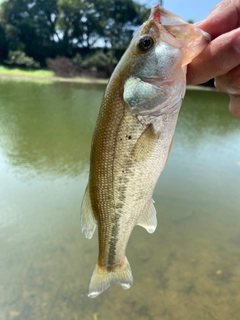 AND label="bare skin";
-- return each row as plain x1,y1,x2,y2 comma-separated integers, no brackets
187,0,240,118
